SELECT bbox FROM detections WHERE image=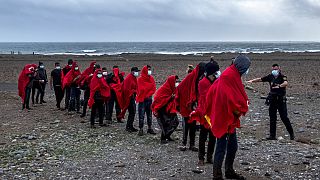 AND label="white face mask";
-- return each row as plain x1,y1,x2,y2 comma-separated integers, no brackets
97,74,103,78
74,67,79,71
133,72,139,77
148,70,152,75
69,64,72,67
175,82,179,87
56,66,61,70
215,70,221,78
39,65,44,69
272,70,279,77
103,72,108,76
244,68,249,75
